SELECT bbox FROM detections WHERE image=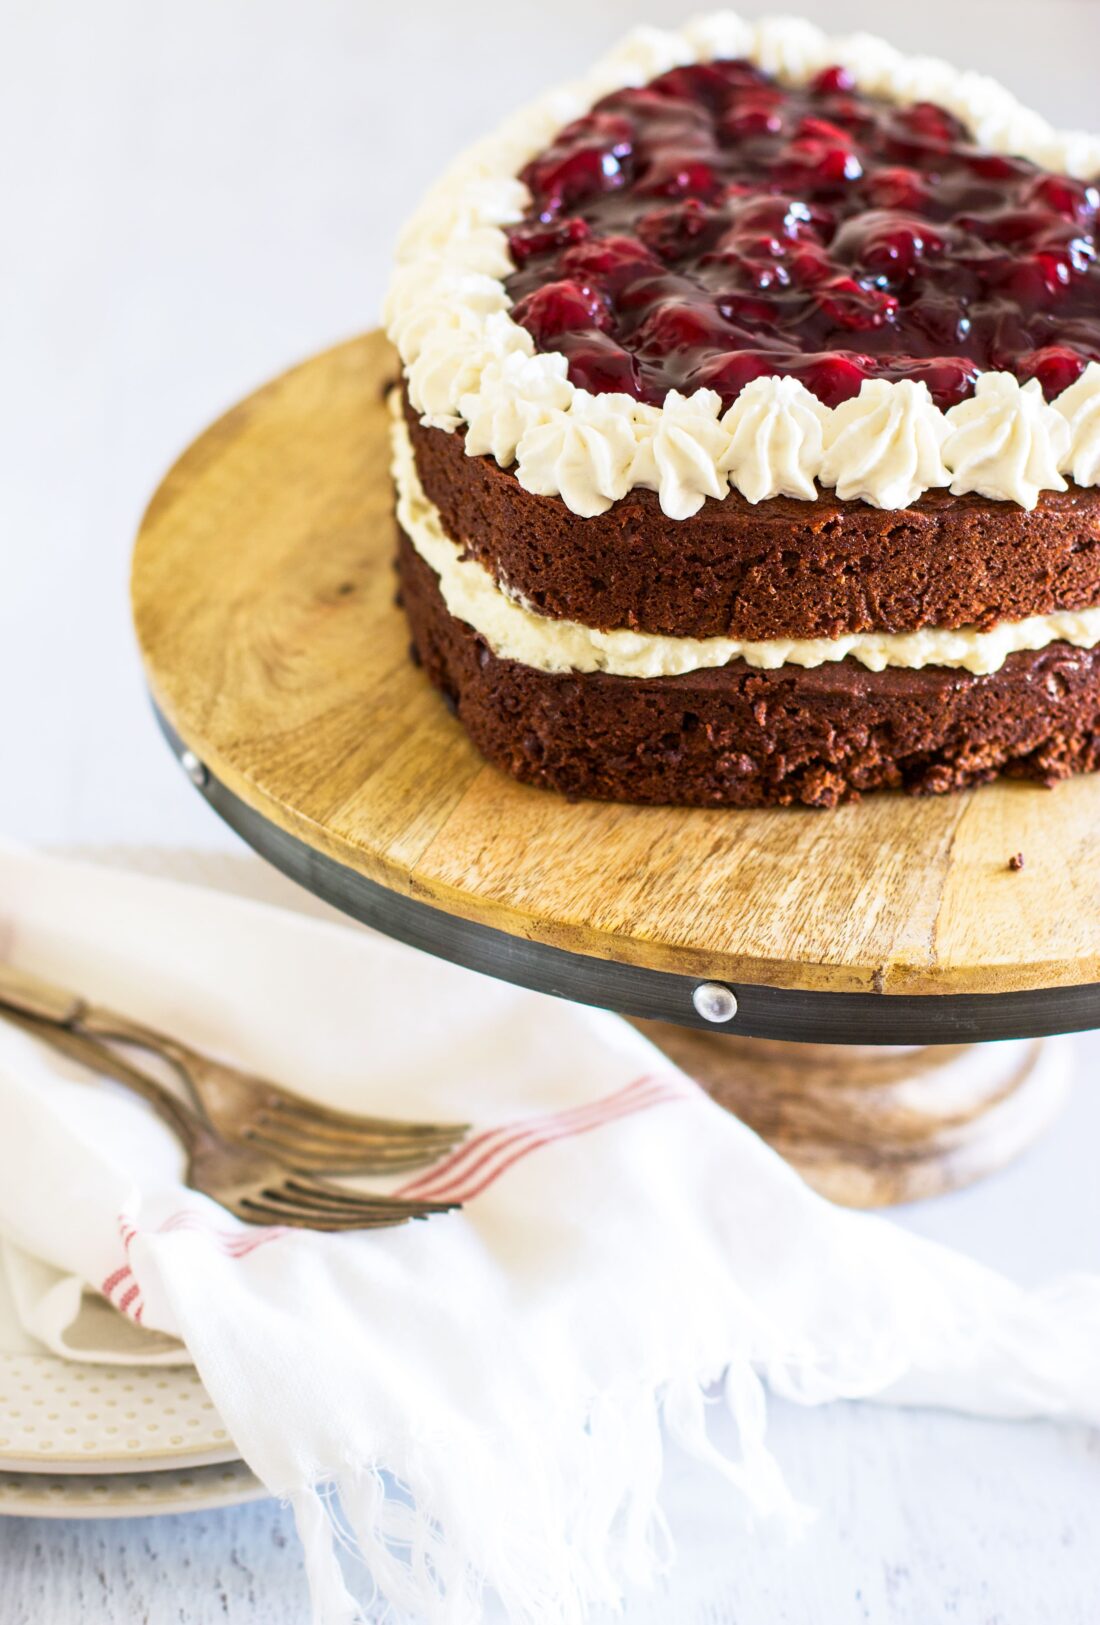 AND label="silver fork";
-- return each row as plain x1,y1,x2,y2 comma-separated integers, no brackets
6,1010,456,1231
0,963,467,1174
